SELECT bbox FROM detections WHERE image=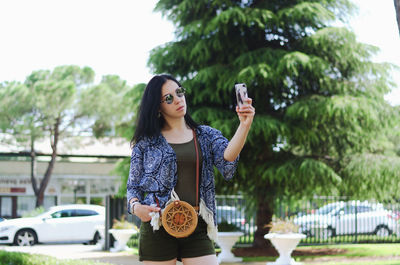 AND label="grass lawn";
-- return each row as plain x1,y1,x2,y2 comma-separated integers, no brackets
298,243,400,257
241,243,400,264
309,261,400,265
0,250,113,265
